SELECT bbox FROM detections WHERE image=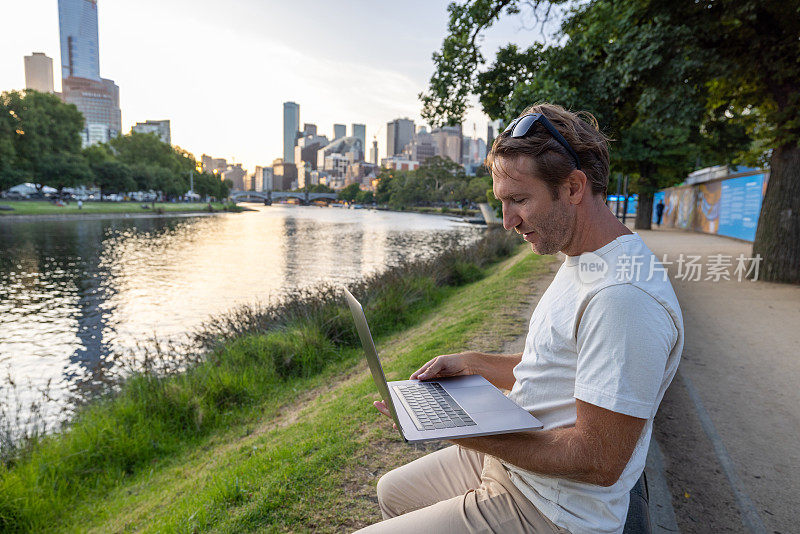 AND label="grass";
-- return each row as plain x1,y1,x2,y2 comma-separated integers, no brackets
0,231,554,532
0,200,240,216
385,205,480,217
